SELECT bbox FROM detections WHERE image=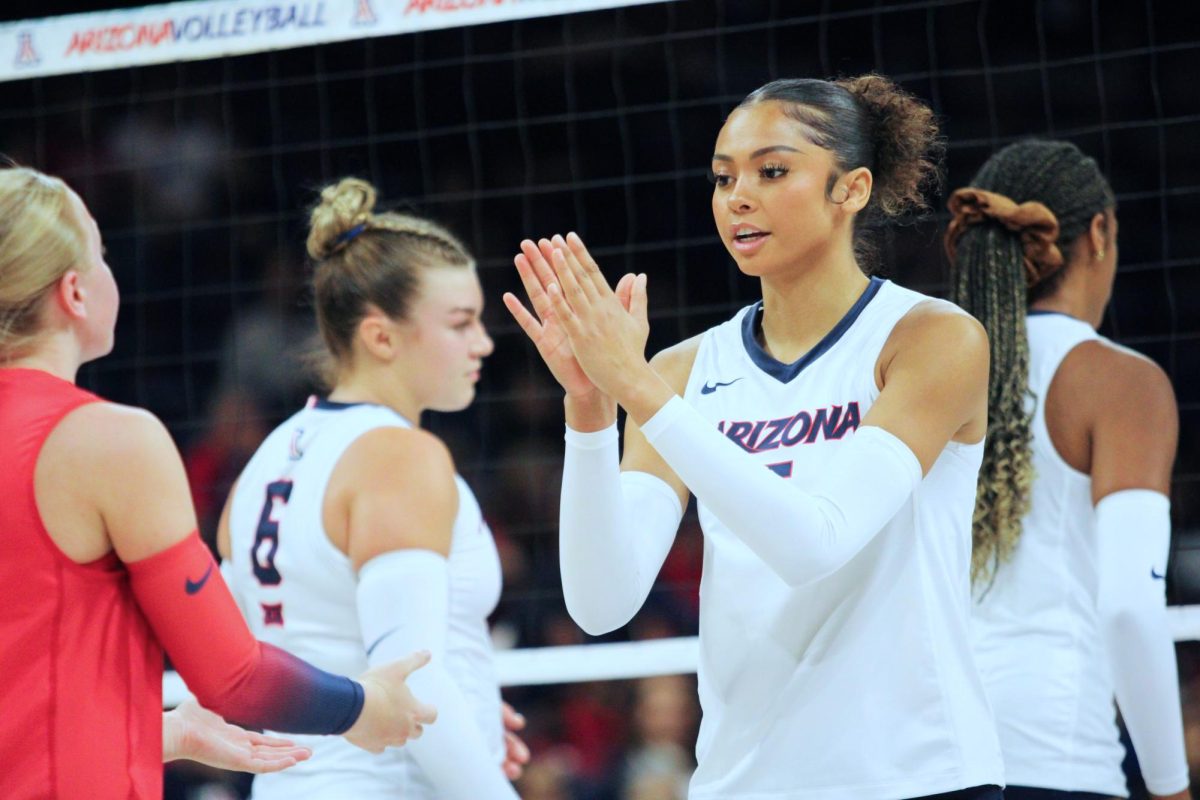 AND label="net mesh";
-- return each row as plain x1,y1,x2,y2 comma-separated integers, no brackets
1,1,1198,796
